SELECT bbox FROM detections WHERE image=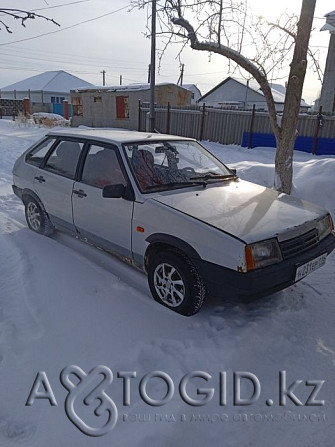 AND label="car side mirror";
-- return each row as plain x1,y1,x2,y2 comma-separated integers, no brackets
102,184,126,198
